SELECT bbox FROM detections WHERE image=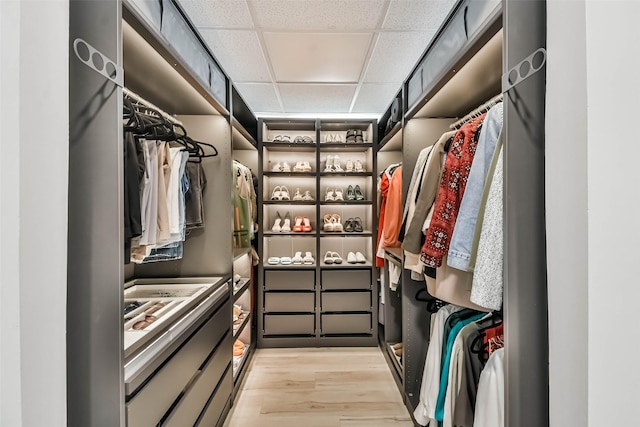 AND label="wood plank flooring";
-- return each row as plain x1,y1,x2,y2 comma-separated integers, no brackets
223,347,413,427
